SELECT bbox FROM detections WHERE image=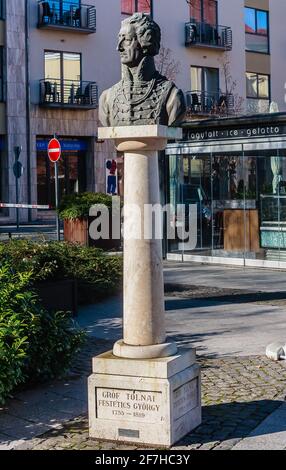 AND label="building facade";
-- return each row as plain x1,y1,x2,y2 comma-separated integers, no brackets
0,0,286,224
